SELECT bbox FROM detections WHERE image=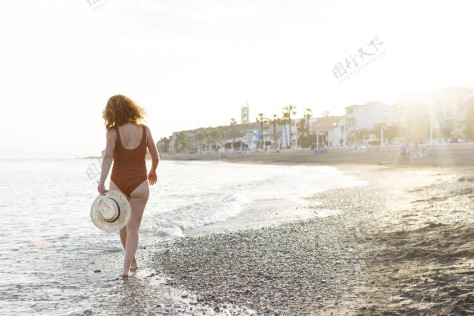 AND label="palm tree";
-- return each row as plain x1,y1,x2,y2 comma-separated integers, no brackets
297,119,306,137
203,130,210,152
283,105,296,148
256,113,267,150
270,114,281,150
230,118,237,150
210,129,220,151
157,137,171,153
294,108,314,148
174,132,187,153
196,132,203,153
220,127,225,149
281,111,288,148
303,108,313,136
